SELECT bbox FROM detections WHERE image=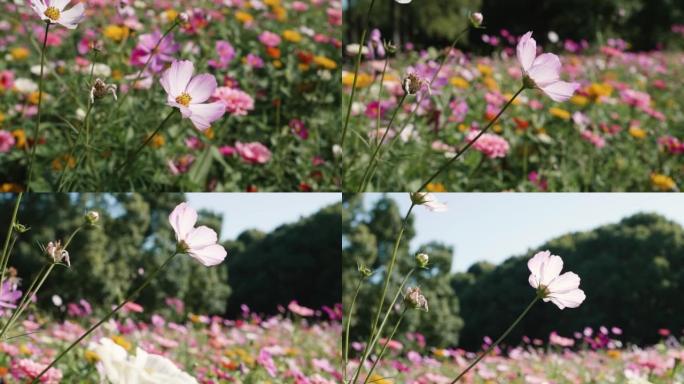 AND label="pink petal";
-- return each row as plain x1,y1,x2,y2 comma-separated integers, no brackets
527,53,561,86
539,254,563,286
31,0,47,17
186,74,217,104
164,60,194,98
52,0,70,10
548,288,586,309
547,271,581,294
168,202,197,242
185,226,218,249
187,102,226,131
58,2,85,29
539,80,580,102
189,244,227,267
516,31,536,72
